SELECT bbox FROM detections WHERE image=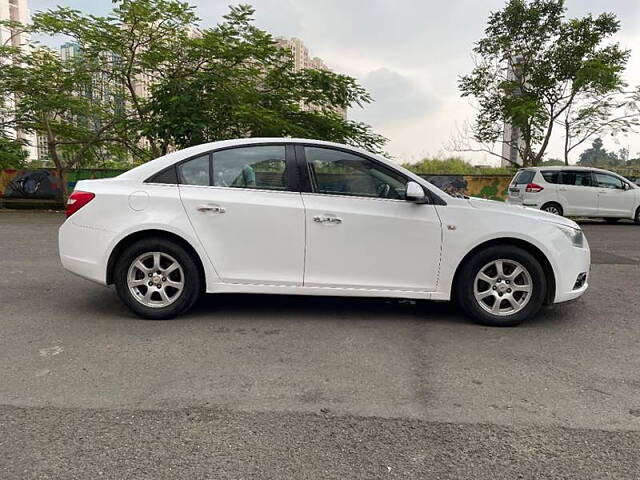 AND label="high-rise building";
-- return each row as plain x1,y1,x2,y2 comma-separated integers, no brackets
276,37,347,119
1,0,38,161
